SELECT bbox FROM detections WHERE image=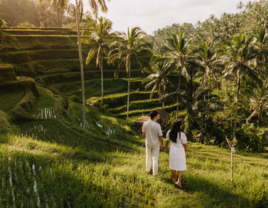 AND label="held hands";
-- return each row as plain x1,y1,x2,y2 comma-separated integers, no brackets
161,145,167,151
